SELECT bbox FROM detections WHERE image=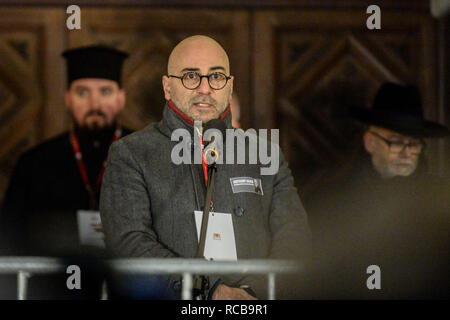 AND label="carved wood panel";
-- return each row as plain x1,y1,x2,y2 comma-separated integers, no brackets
0,8,66,204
